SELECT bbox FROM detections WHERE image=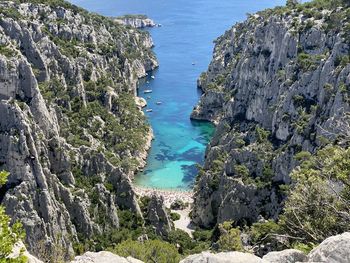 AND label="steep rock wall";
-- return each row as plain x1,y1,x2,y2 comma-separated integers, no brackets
0,1,158,260
191,2,350,228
